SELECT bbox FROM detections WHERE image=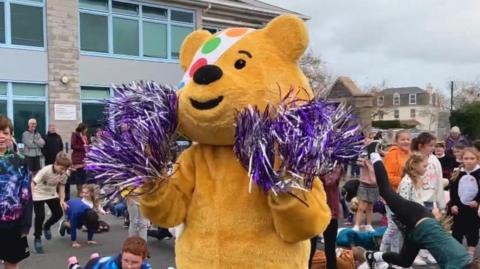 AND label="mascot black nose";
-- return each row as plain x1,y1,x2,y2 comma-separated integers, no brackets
193,65,223,85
